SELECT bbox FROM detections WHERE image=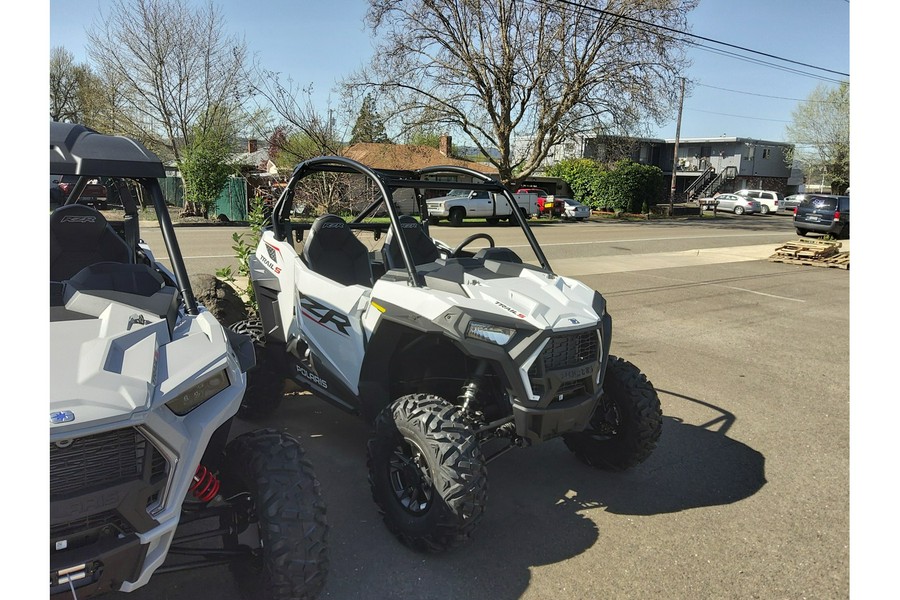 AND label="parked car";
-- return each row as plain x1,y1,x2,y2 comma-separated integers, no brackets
559,198,591,221
56,174,109,210
782,193,808,213
734,189,783,215
794,194,850,238
710,193,760,215
517,187,562,217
